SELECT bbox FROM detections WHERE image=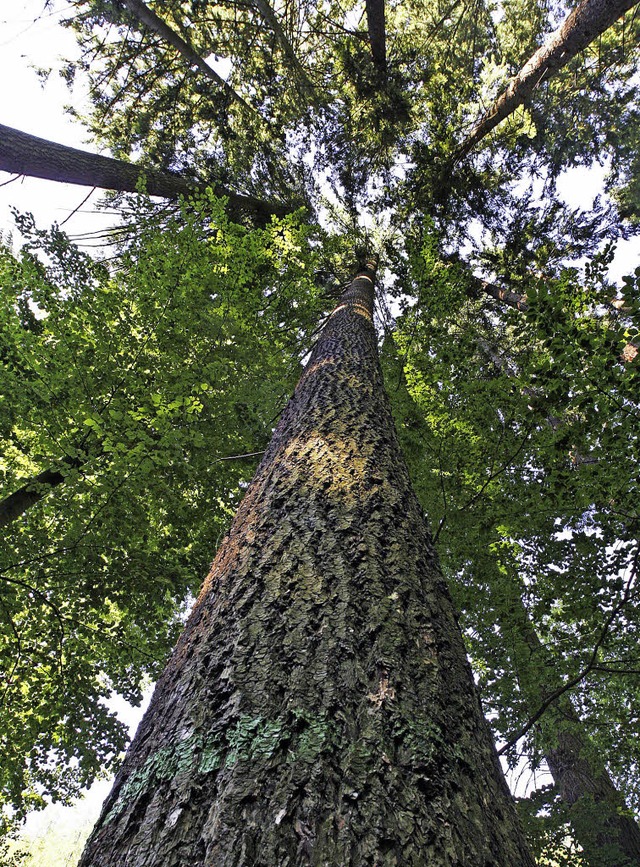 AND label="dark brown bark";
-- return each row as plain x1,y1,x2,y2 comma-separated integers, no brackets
500,583,640,865
0,467,66,528
456,0,640,160
365,0,387,70
121,0,257,117
80,262,534,865
0,124,288,224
